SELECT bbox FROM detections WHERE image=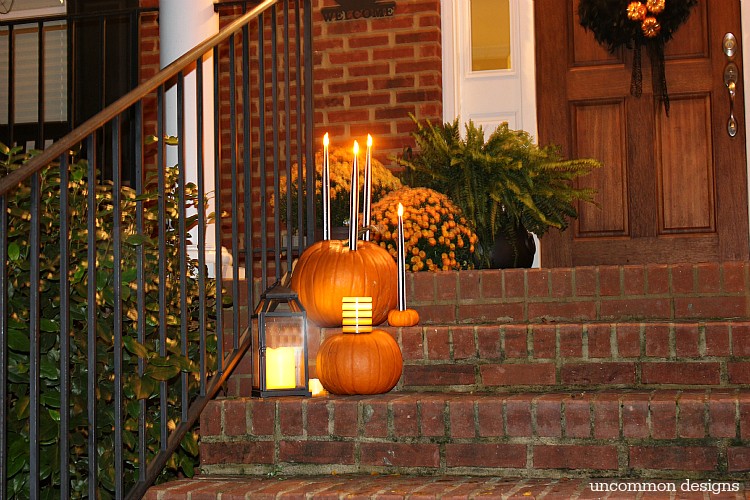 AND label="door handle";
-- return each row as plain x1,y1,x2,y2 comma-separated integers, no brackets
725,62,739,137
